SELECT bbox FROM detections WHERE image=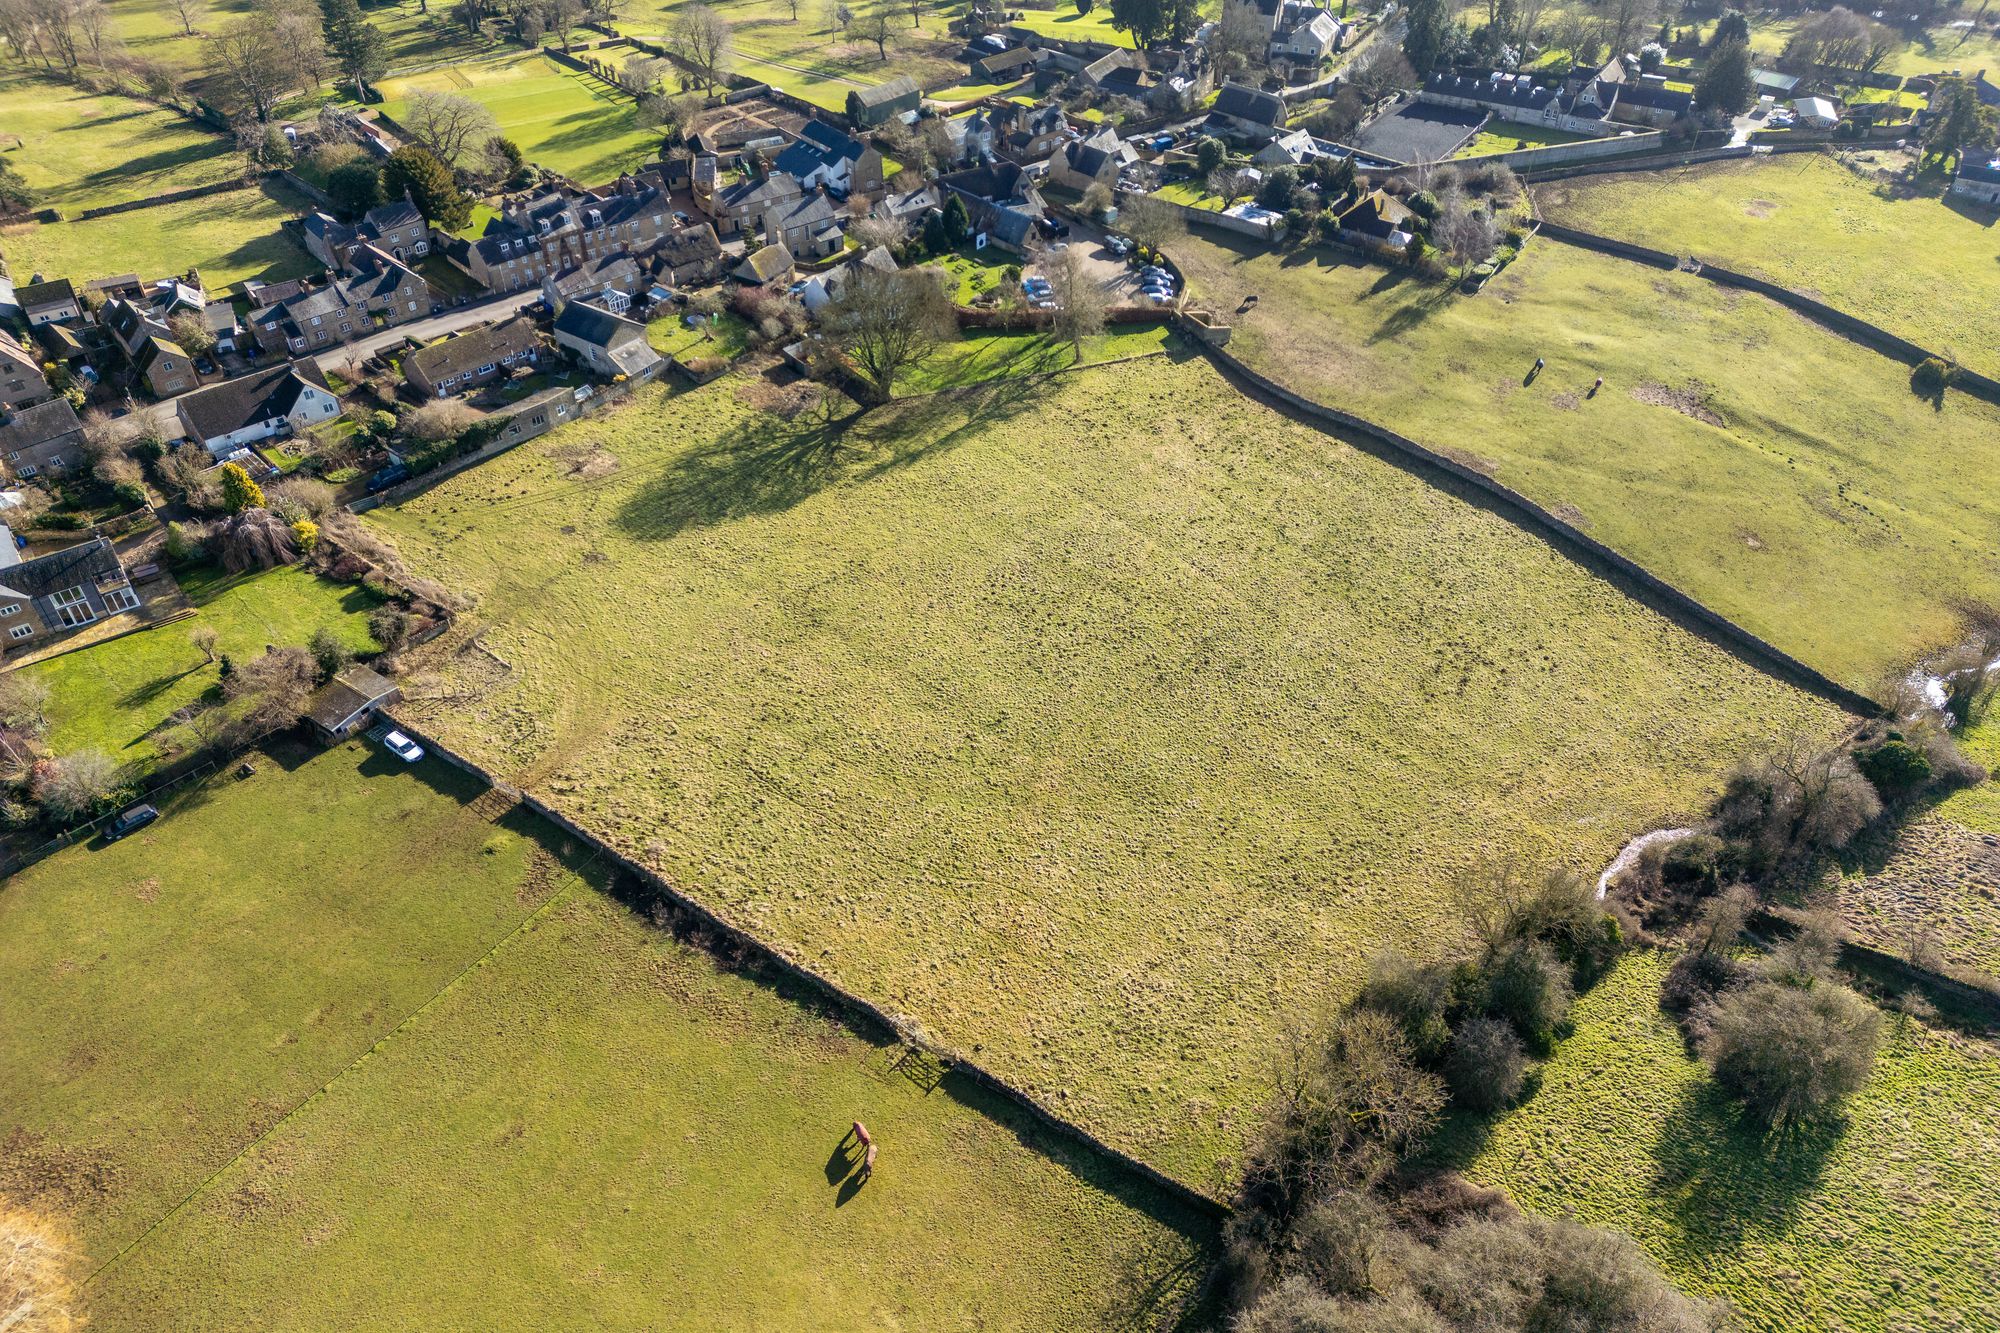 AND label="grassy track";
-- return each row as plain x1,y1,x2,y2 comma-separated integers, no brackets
0,68,239,215
1171,233,2000,692
1536,150,2000,375
0,180,317,293
24,565,381,777
90,888,1214,1330
368,354,1839,1185
380,50,662,185
1436,950,2000,1333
